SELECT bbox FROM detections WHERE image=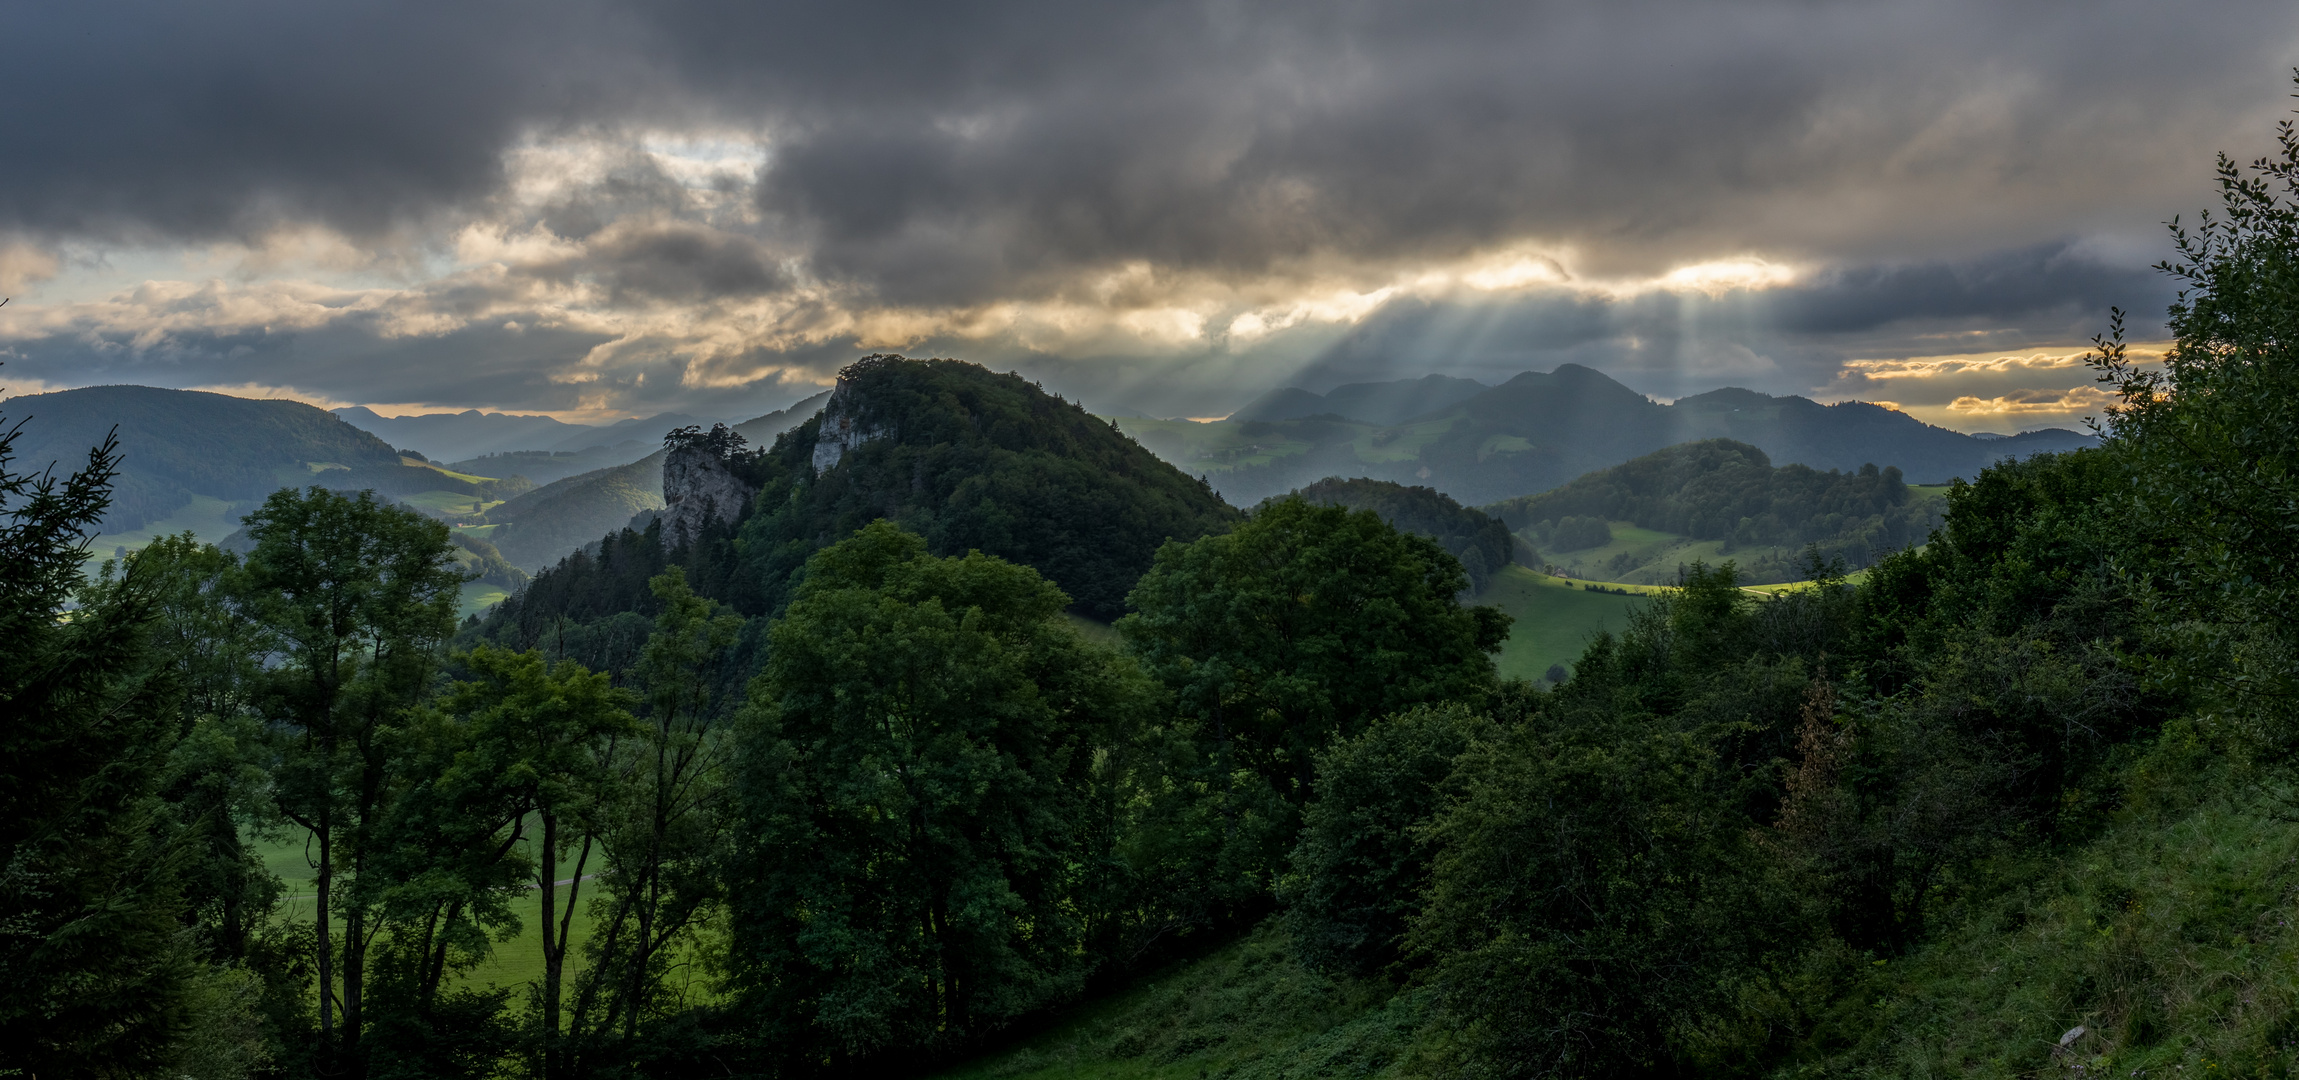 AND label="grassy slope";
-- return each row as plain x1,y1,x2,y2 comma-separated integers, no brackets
459,582,511,619
1827,784,2299,1078
400,488,507,519
1476,564,1653,682
1349,417,1461,465
1523,484,1948,587
90,494,252,557
930,925,1437,1080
